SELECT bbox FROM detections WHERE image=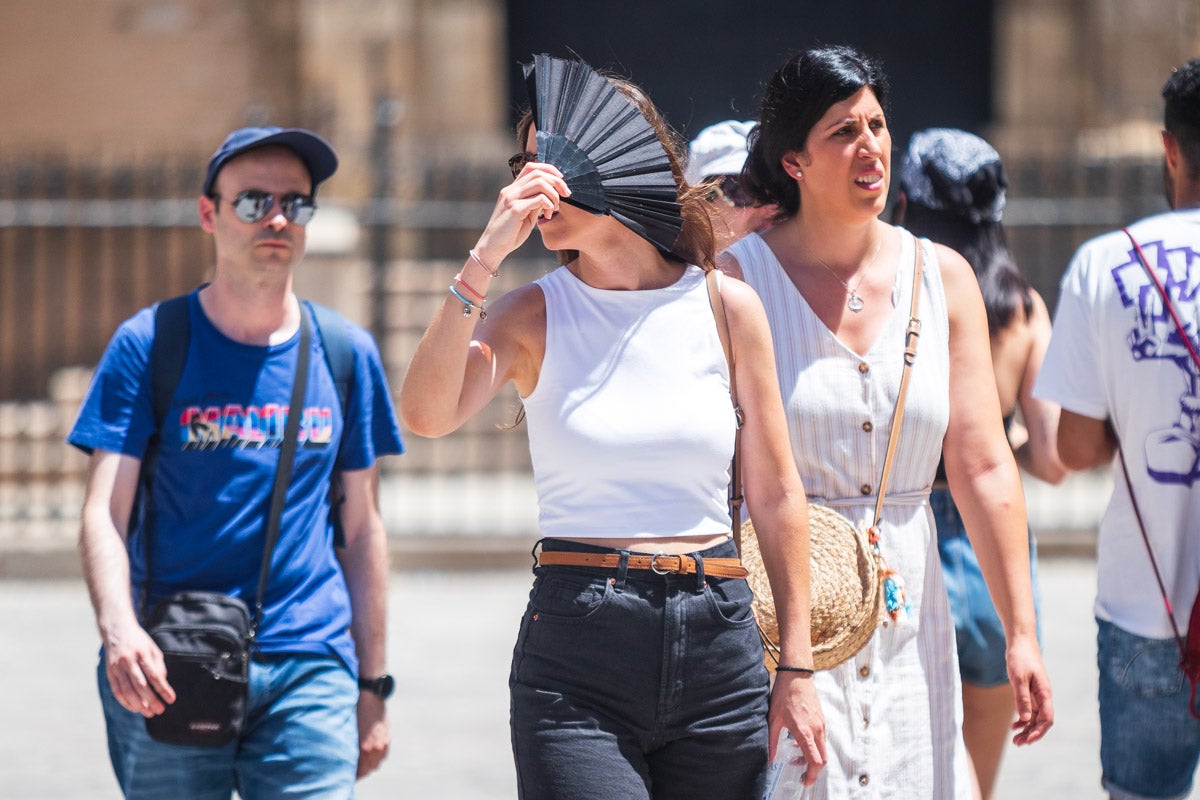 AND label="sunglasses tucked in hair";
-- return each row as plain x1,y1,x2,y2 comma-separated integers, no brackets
706,176,756,208
508,151,539,178
210,189,317,226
